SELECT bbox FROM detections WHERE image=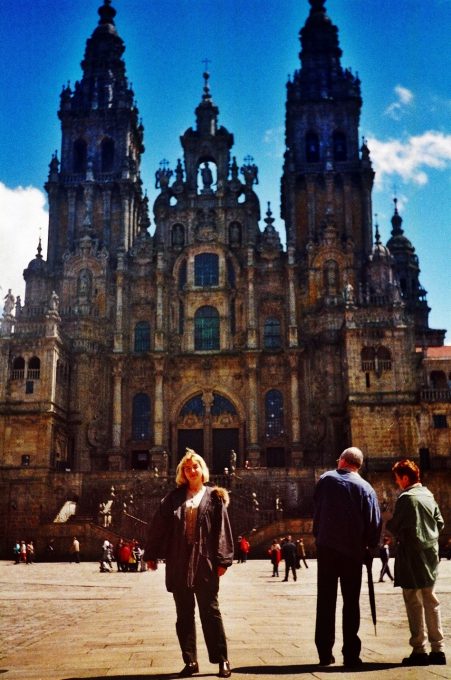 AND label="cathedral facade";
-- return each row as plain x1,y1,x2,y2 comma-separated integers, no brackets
1,0,449,492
